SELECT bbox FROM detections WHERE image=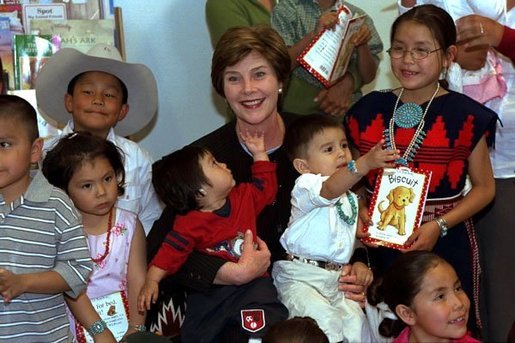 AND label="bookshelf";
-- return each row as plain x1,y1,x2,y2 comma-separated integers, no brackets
2,1,125,137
